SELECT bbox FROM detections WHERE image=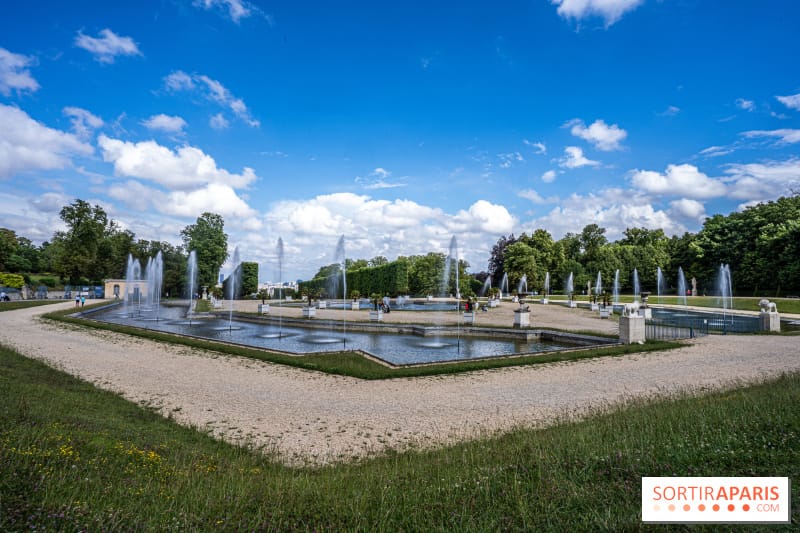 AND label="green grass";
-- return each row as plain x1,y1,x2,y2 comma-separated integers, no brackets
546,294,800,314
0,300,67,312
42,305,681,379
1,342,797,531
